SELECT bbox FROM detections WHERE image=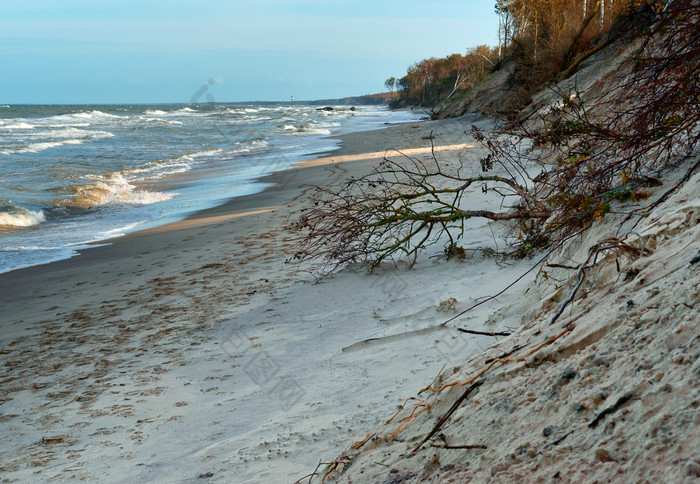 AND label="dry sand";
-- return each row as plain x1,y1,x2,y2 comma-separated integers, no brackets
320,158,700,483
1,116,539,482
